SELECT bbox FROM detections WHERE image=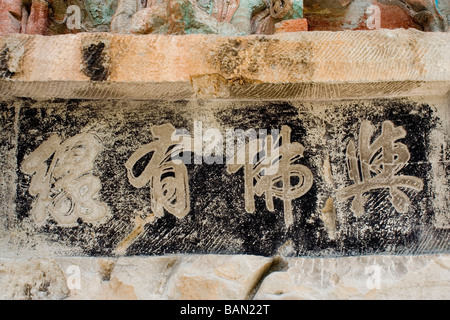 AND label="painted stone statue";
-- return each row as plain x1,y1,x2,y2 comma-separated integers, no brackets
312,0,446,31
0,0,68,35
84,0,117,26
0,0,117,35
304,0,446,31
383,0,447,31
110,0,304,35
